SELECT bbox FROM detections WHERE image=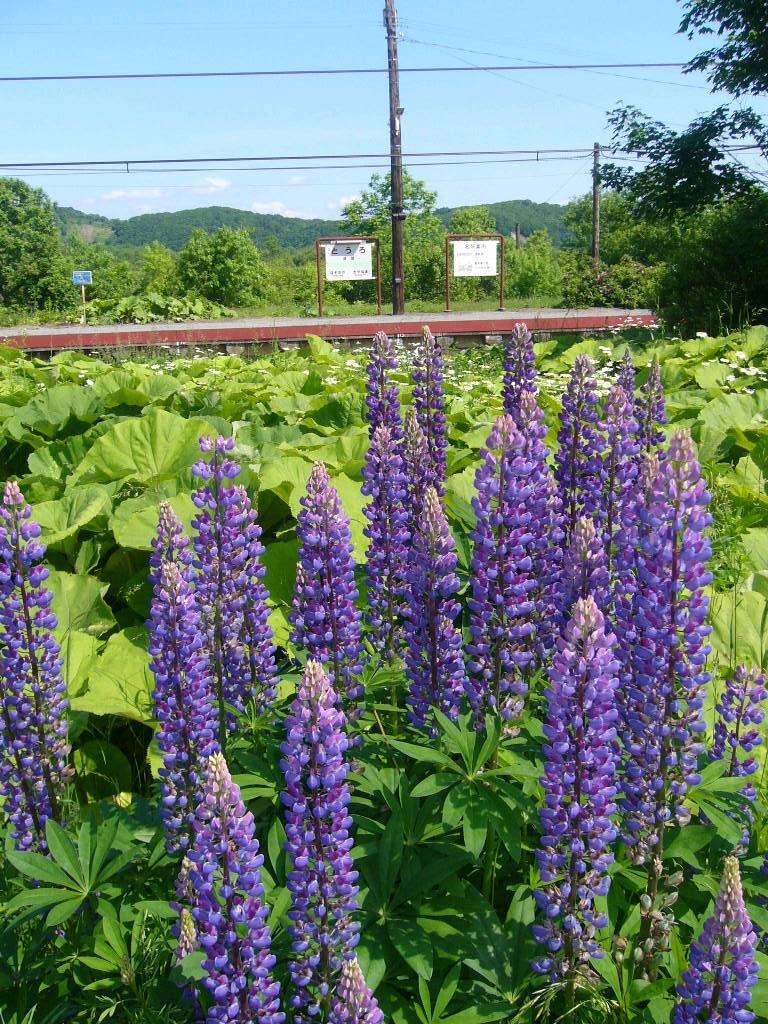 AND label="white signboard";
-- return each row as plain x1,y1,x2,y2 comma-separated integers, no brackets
324,240,373,281
452,239,499,277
